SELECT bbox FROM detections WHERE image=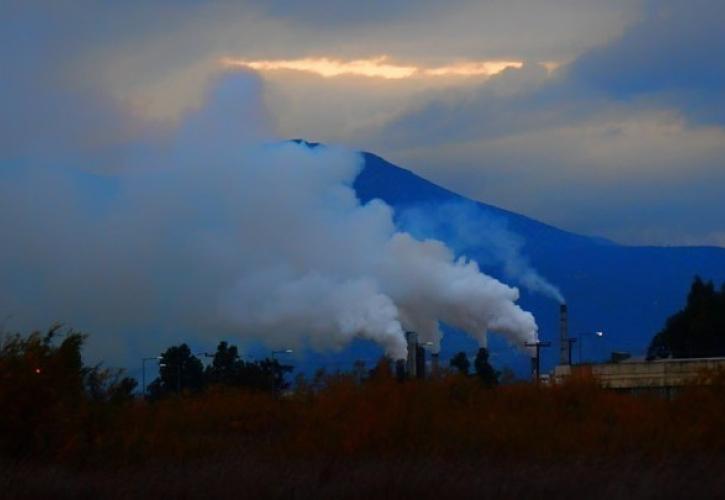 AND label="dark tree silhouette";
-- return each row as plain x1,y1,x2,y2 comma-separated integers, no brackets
648,276,725,359
108,376,139,402
449,352,470,375
150,344,204,397
256,357,293,392
85,367,138,402
205,341,243,386
474,347,499,387
203,341,293,393
0,325,136,456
